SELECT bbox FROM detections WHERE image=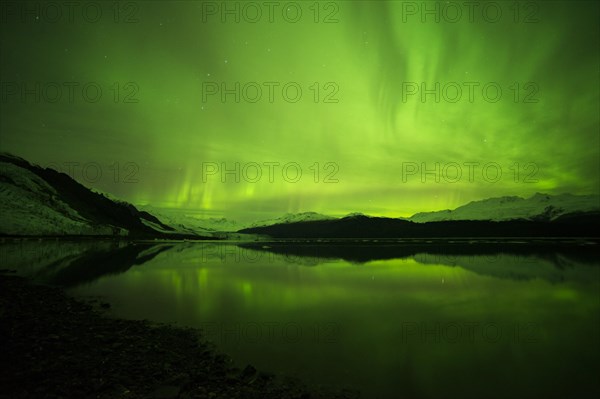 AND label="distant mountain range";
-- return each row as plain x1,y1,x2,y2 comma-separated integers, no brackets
410,193,599,223
137,208,334,233
1,153,598,238
137,206,237,235
247,212,335,228
238,193,600,238
0,153,205,238
239,211,600,238
163,194,599,235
